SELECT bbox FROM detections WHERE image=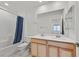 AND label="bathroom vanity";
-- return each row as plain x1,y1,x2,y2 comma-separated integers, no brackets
31,35,76,57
